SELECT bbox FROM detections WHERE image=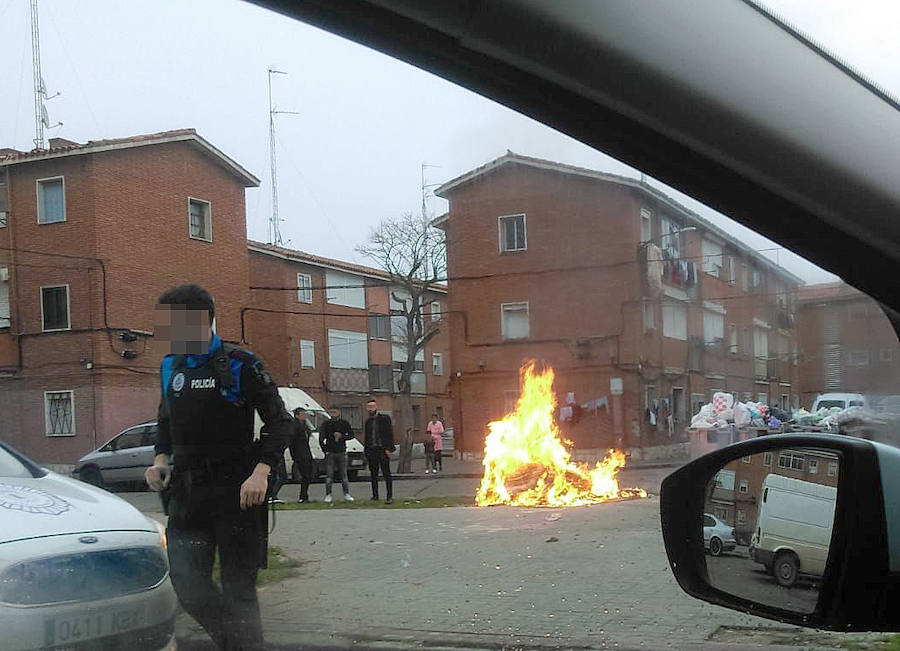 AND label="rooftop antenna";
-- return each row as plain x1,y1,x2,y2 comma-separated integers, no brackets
267,68,299,246
30,0,61,150
421,162,441,220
